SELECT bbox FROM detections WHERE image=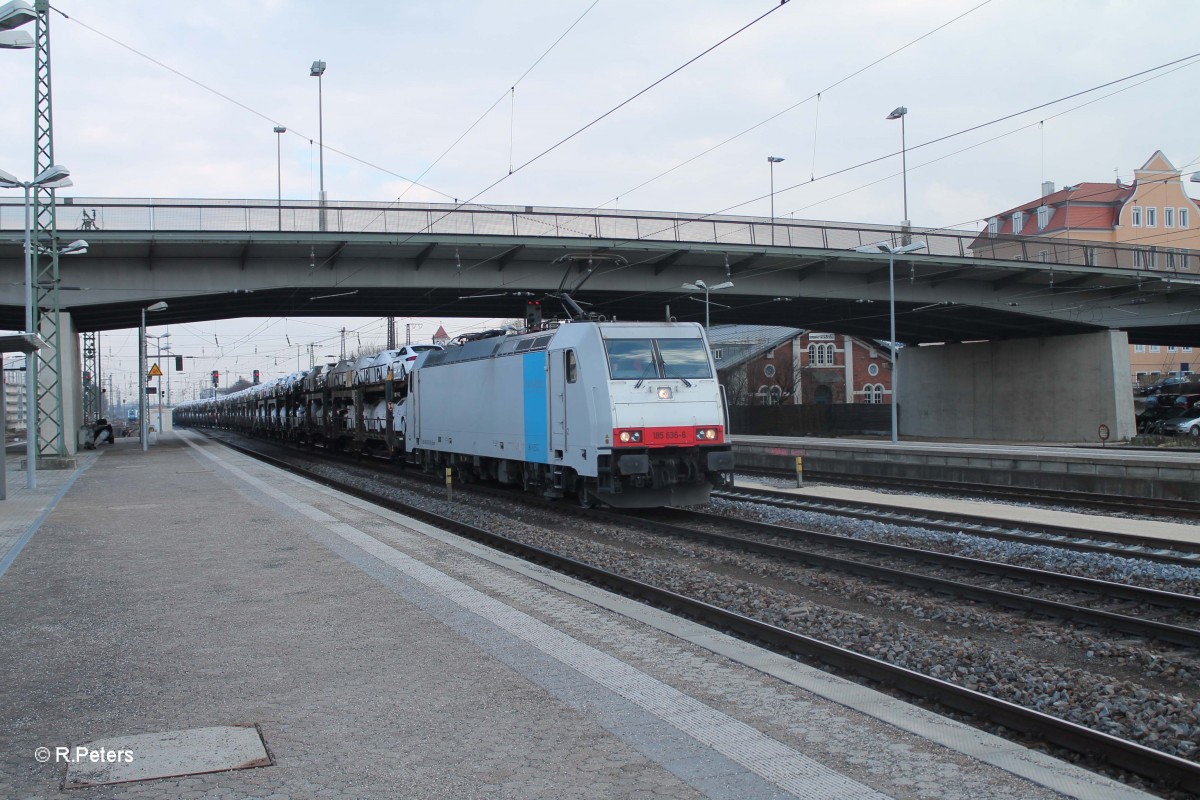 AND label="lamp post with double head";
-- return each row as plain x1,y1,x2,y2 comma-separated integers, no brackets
140,302,167,451
0,163,73,488
886,106,909,243
680,279,734,331
310,59,326,231
855,240,926,443
767,156,784,245
0,0,36,49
